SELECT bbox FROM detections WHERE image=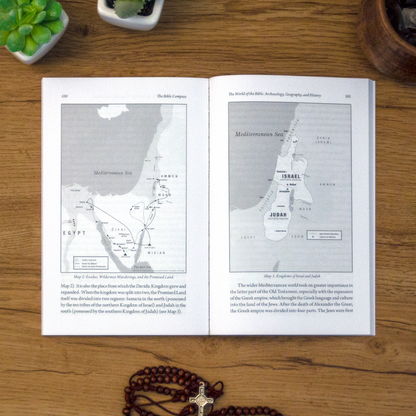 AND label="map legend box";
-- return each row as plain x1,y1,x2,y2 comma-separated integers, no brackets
307,231,342,240
73,256,109,270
